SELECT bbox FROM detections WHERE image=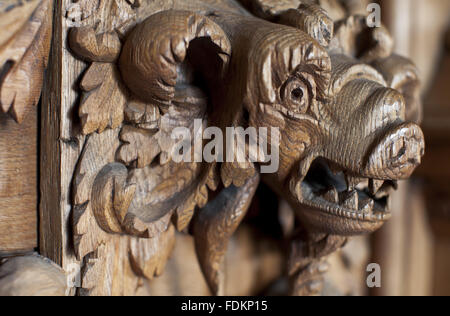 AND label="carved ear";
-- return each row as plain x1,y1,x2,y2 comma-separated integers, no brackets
330,15,394,64
119,10,231,105
372,55,422,123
